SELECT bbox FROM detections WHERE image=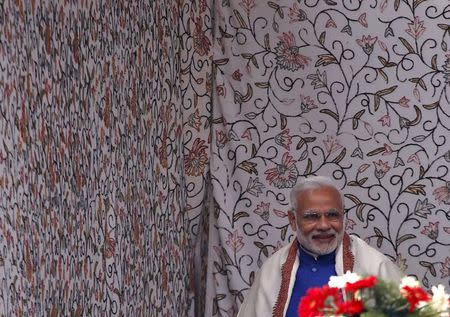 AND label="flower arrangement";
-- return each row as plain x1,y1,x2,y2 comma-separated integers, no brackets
298,272,449,317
